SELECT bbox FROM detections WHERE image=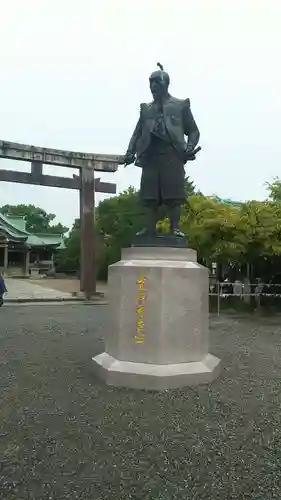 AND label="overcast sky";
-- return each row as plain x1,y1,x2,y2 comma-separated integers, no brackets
0,0,280,229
